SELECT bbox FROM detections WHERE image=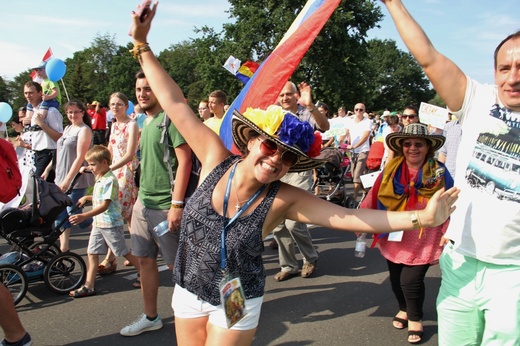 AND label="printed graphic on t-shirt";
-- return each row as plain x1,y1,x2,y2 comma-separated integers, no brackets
465,104,520,204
